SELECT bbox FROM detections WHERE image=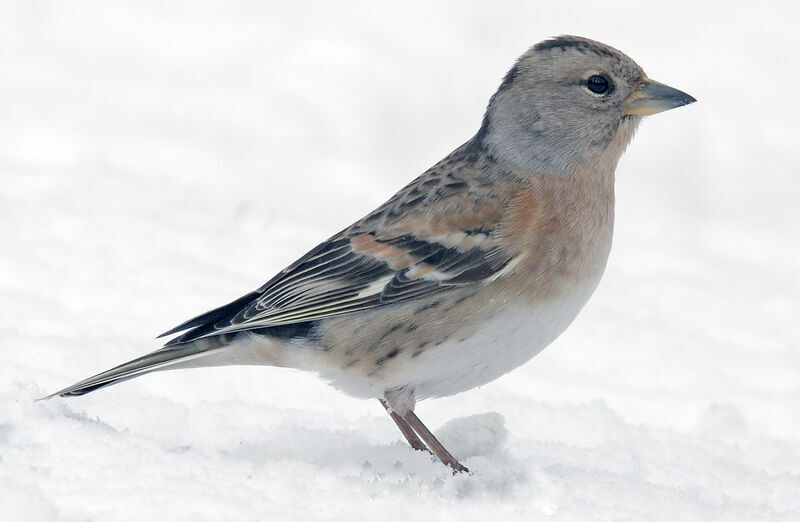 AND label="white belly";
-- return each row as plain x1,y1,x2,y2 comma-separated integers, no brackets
382,281,600,400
